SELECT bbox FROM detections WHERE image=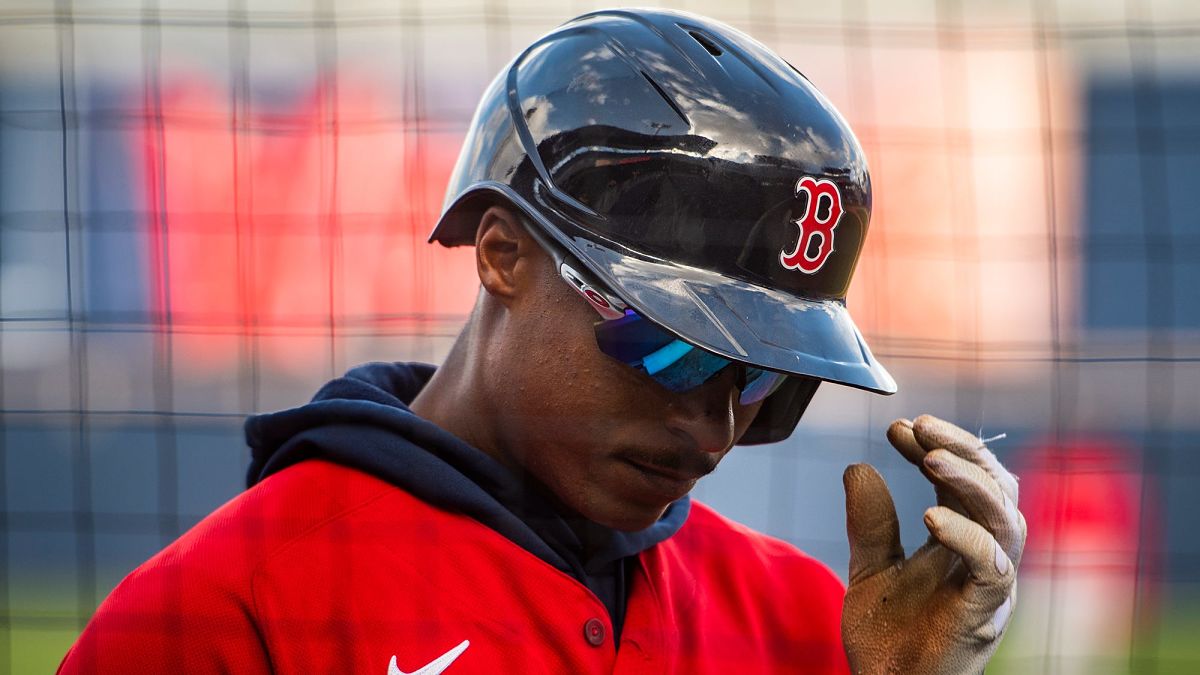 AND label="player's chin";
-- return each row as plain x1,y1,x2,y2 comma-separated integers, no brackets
583,463,697,531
